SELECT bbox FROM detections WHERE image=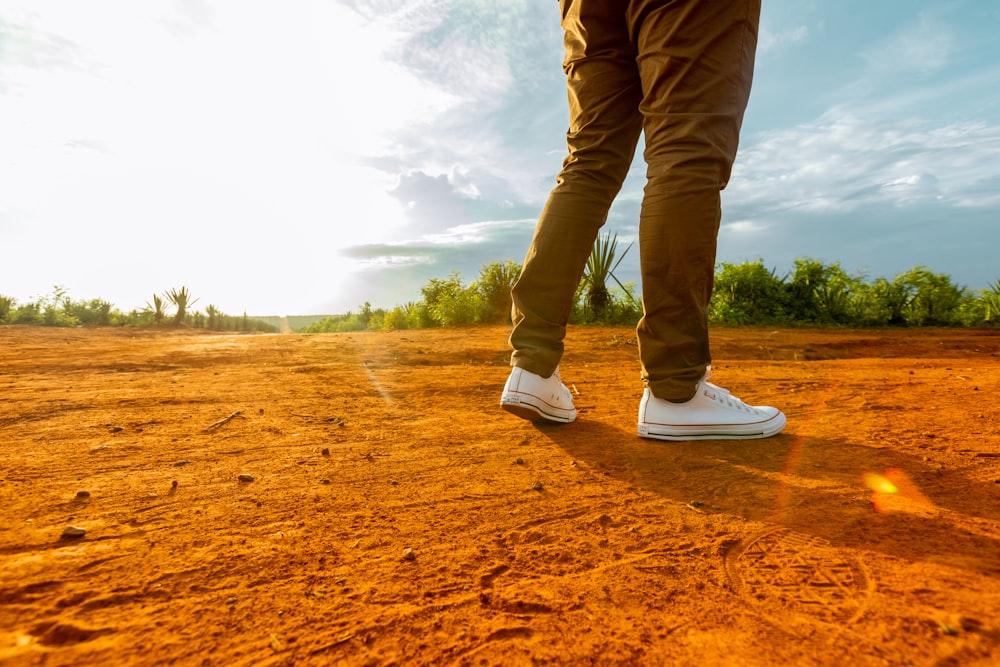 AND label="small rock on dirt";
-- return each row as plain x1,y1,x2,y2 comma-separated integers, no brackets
75,490,91,498
61,526,86,539
238,474,255,483
402,547,416,561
